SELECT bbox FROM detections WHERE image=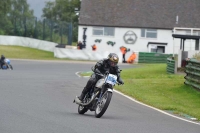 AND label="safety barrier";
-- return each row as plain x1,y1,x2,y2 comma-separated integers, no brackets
166,58,177,74
138,52,172,63
54,48,123,62
0,35,174,63
0,35,57,52
184,59,200,90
